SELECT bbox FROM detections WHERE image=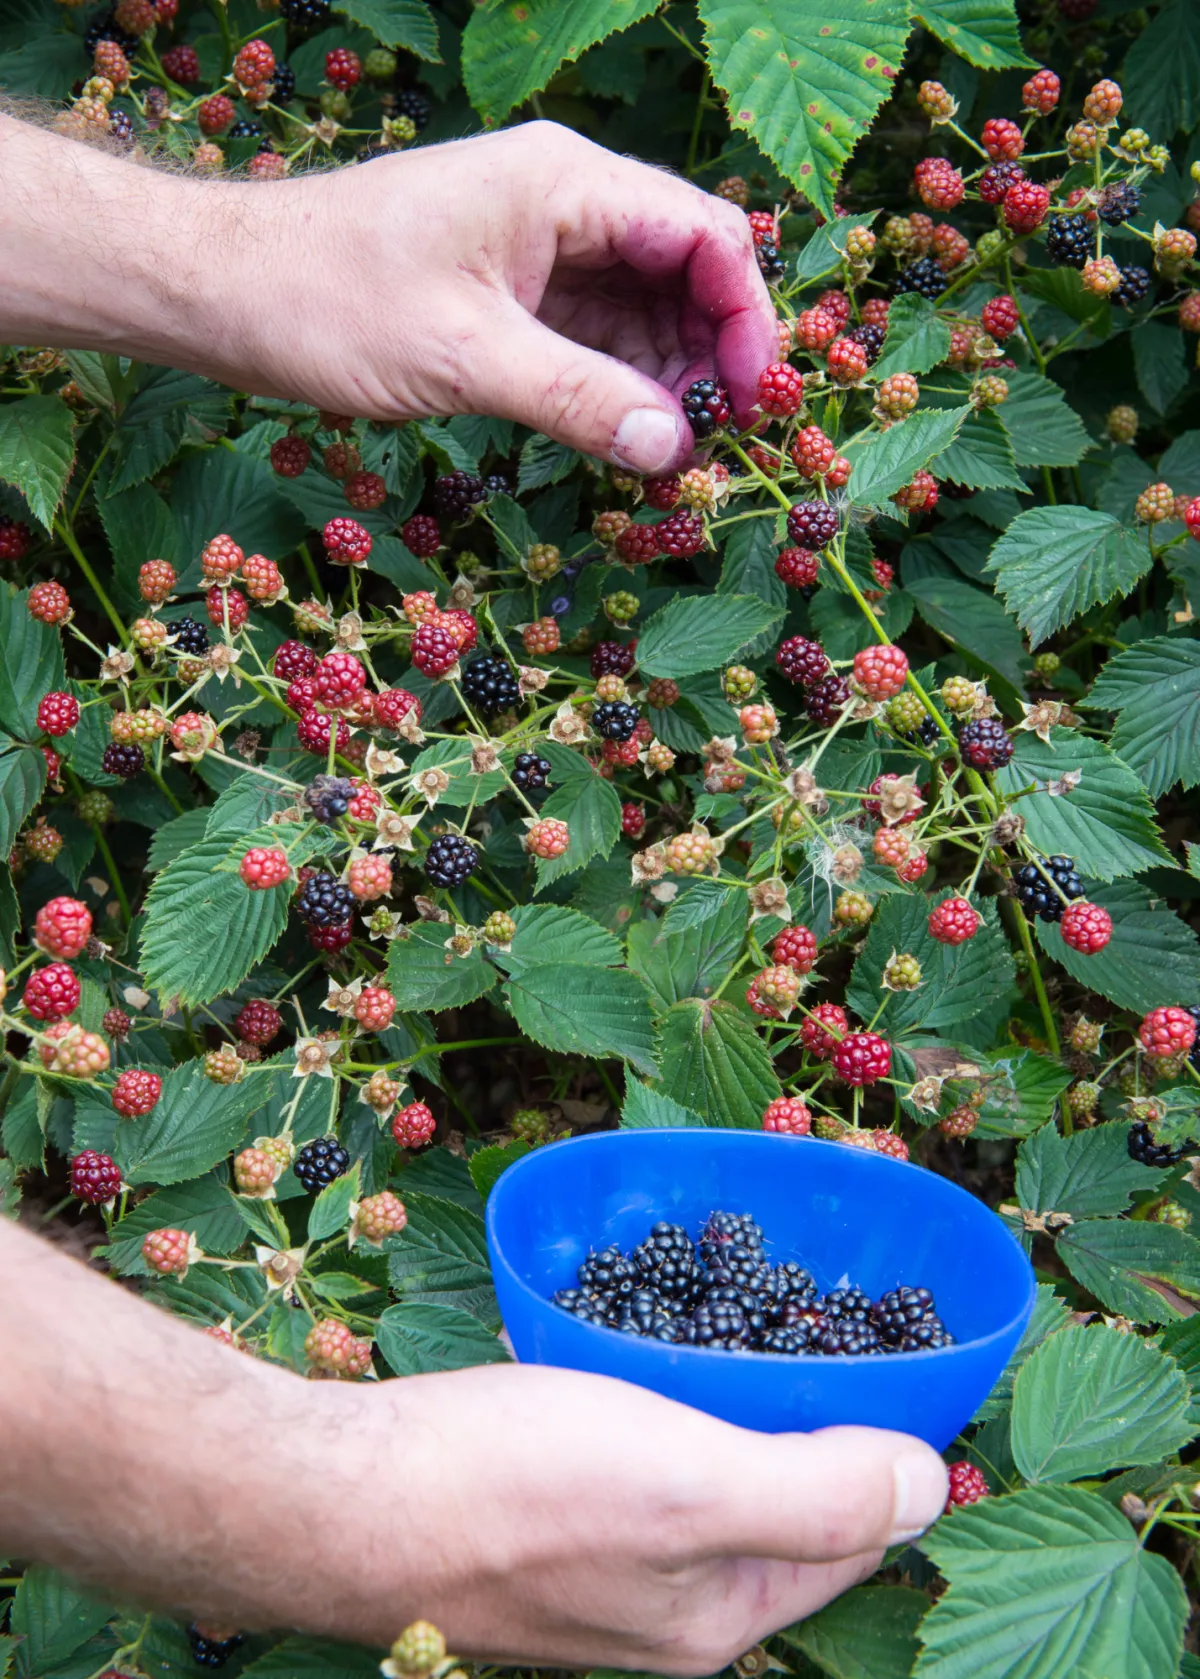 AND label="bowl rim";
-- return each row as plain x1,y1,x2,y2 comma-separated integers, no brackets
486,1128,1038,1366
